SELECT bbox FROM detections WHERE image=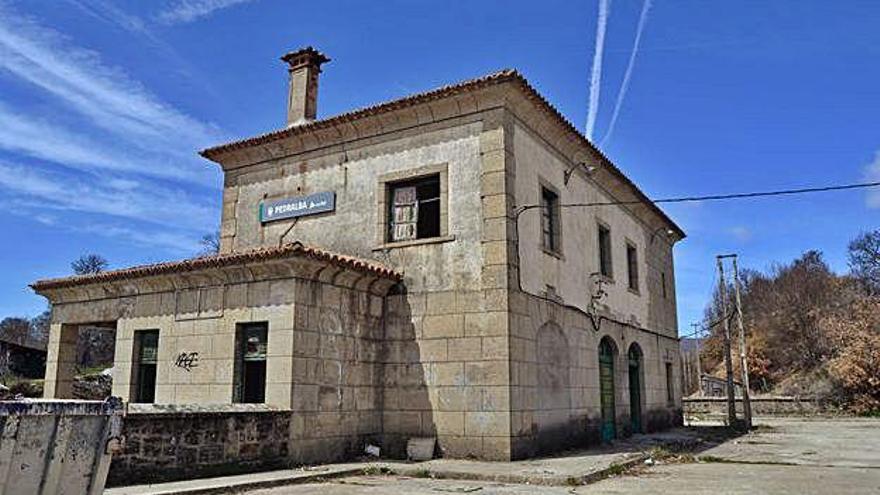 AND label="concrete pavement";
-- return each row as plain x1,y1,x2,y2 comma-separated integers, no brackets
106,417,880,494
